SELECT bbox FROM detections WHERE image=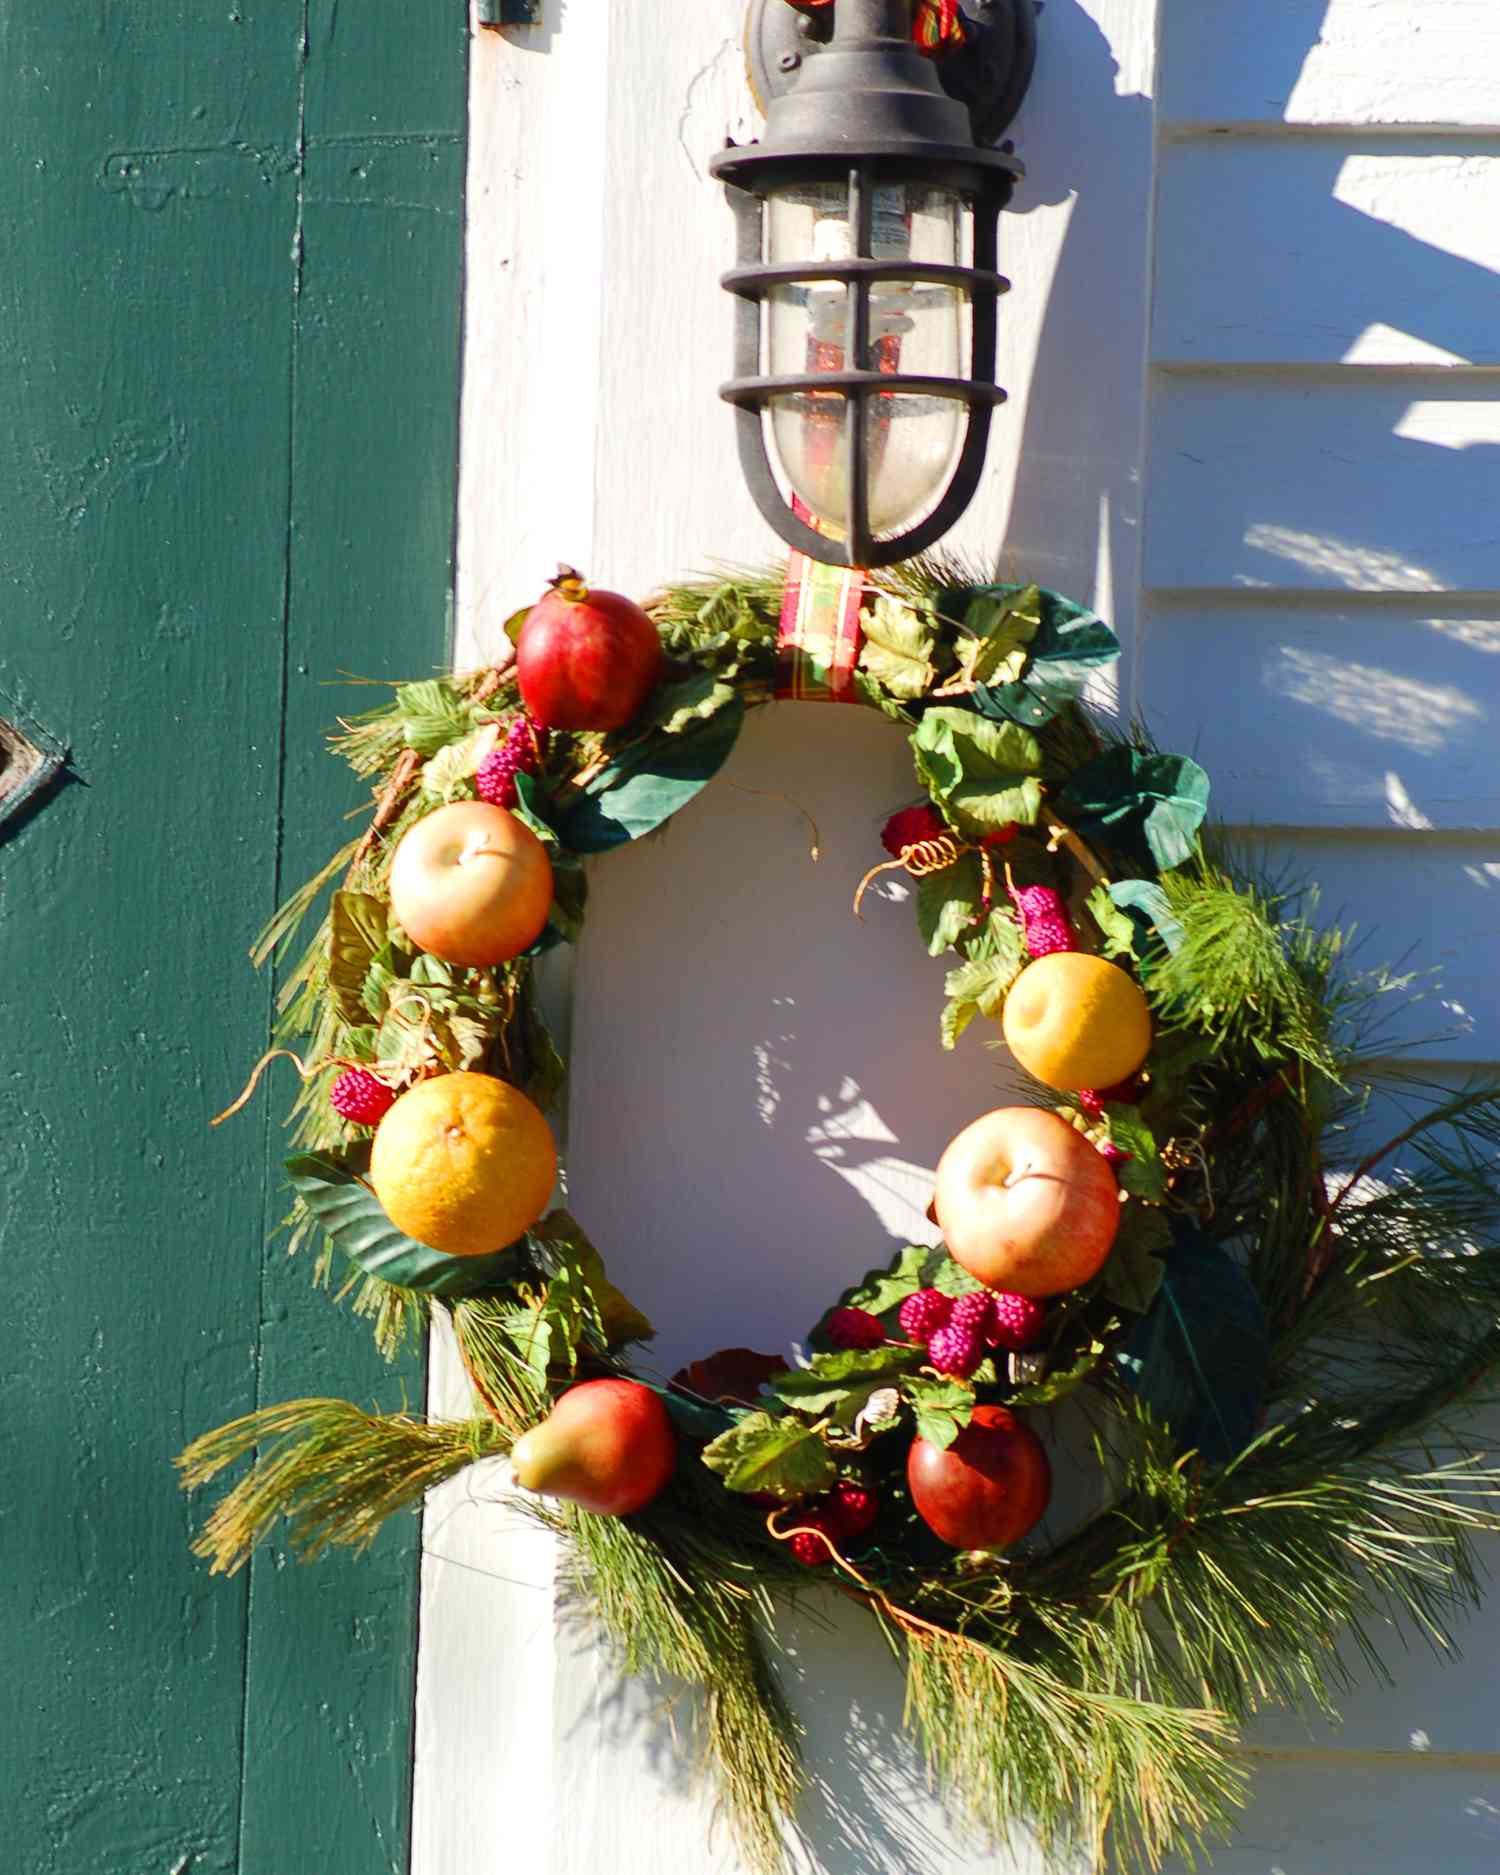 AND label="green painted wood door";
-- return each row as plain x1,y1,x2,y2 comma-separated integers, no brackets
0,3,467,1868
